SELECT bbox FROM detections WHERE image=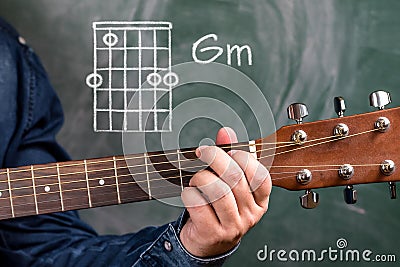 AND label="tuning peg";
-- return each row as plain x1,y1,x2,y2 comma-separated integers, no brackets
343,185,357,204
334,96,346,117
300,189,319,209
369,90,391,110
370,91,396,198
389,182,397,199
287,103,308,124
370,91,394,196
